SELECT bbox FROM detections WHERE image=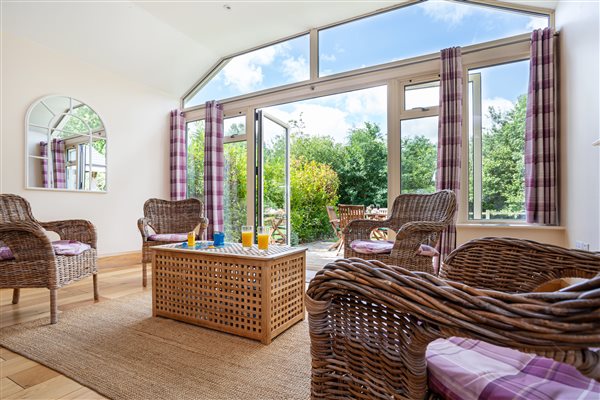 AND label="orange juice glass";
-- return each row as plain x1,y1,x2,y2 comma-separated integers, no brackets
241,226,253,249
257,227,269,251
